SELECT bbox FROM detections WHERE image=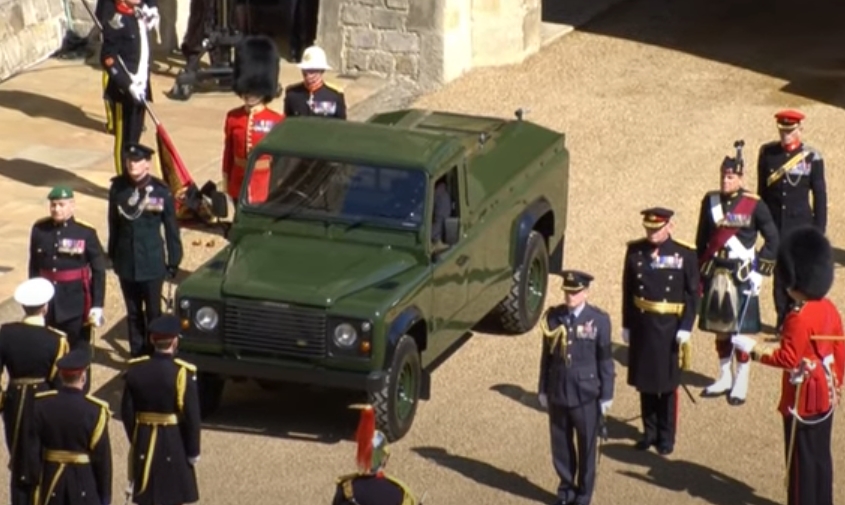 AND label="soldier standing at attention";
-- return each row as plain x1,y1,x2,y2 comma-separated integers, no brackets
332,405,419,505
121,315,201,505
109,143,183,357
100,0,156,175
223,35,285,203
538,270,614,505
622,207,699,455
284,46,347,119
28,186,107,384
288,0,319,62
756,110,827,334
732,226,844,505
696,142,779,406
0,278,69,505
32,349,113,505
